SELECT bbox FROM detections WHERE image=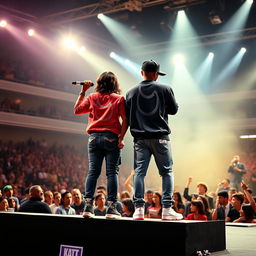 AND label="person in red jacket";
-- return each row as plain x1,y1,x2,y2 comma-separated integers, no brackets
186,200,208,221
74,71,128,219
